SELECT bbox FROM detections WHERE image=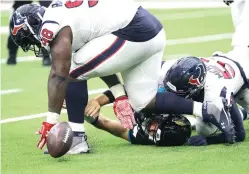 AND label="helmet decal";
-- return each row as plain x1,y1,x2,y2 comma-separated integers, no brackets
188,64,205,86
11,12,26,35
166,81,177,92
